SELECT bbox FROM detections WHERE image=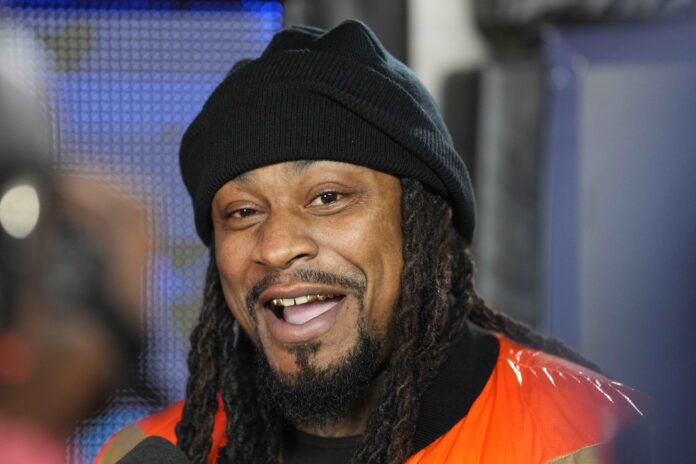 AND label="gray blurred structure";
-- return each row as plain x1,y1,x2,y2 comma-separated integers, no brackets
0,21,52,159
283,0,408,64
465,0,696,332
543,21,696,462
471,60,544,329
475,0,695,28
